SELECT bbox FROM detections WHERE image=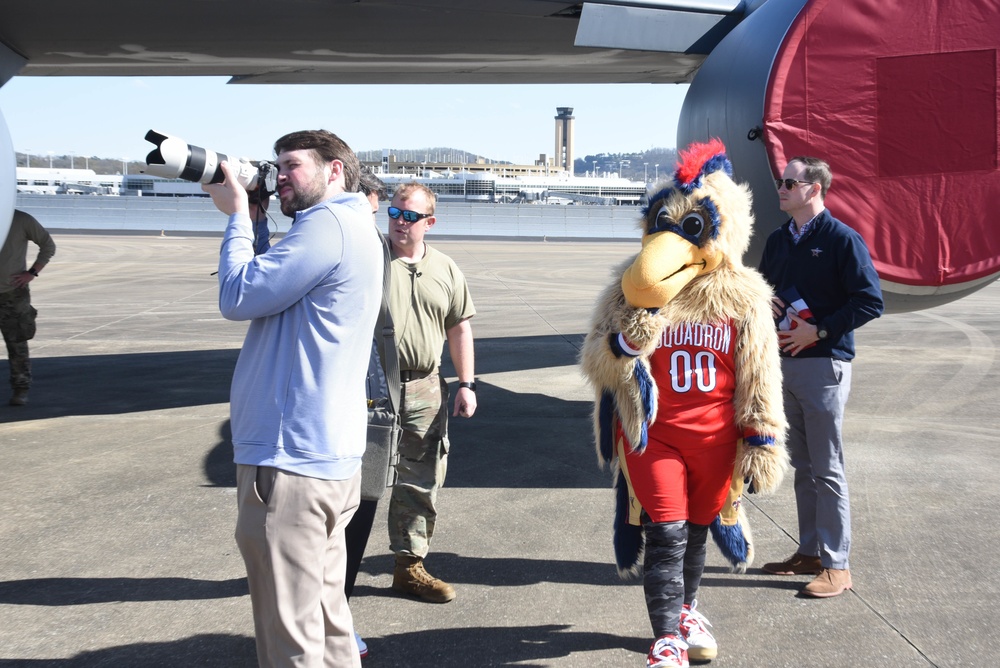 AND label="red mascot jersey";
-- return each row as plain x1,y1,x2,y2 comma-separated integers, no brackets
646,320,740,448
